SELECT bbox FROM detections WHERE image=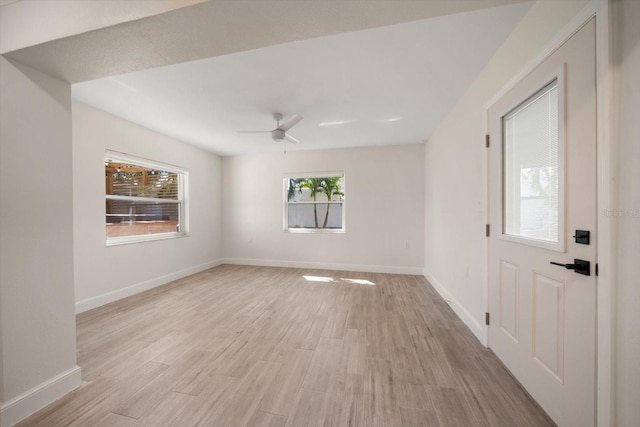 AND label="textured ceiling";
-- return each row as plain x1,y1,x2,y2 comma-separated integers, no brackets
0,0,205,53
5,0,531,84
71,2,531,155
4,0,532,156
